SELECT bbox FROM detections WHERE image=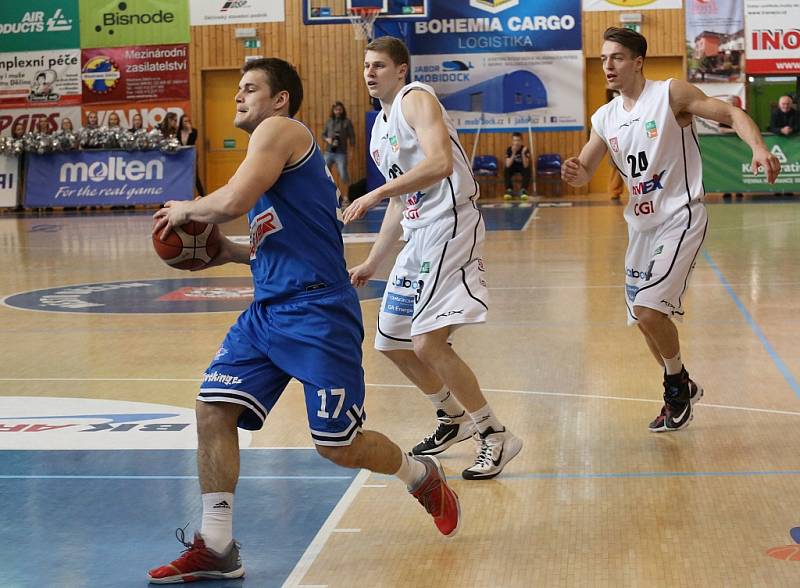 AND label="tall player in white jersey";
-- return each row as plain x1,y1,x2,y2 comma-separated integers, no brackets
343,36,522,480
563,28,781,432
